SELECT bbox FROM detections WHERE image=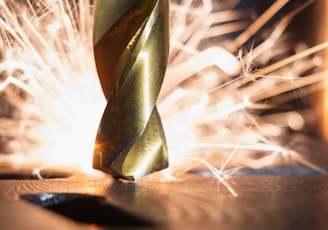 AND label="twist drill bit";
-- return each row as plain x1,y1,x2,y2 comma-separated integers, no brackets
93,0,169,180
